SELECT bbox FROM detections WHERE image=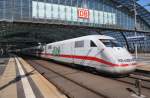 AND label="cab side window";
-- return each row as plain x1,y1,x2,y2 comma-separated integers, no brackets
90,41,97,47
